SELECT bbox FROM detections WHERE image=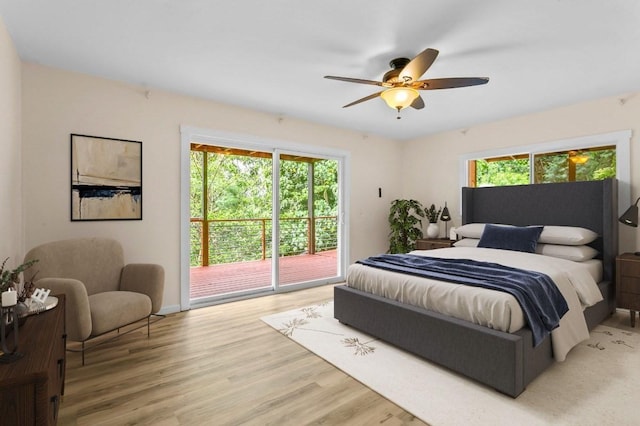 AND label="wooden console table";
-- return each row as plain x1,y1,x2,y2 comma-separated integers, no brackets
0,295,66,425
